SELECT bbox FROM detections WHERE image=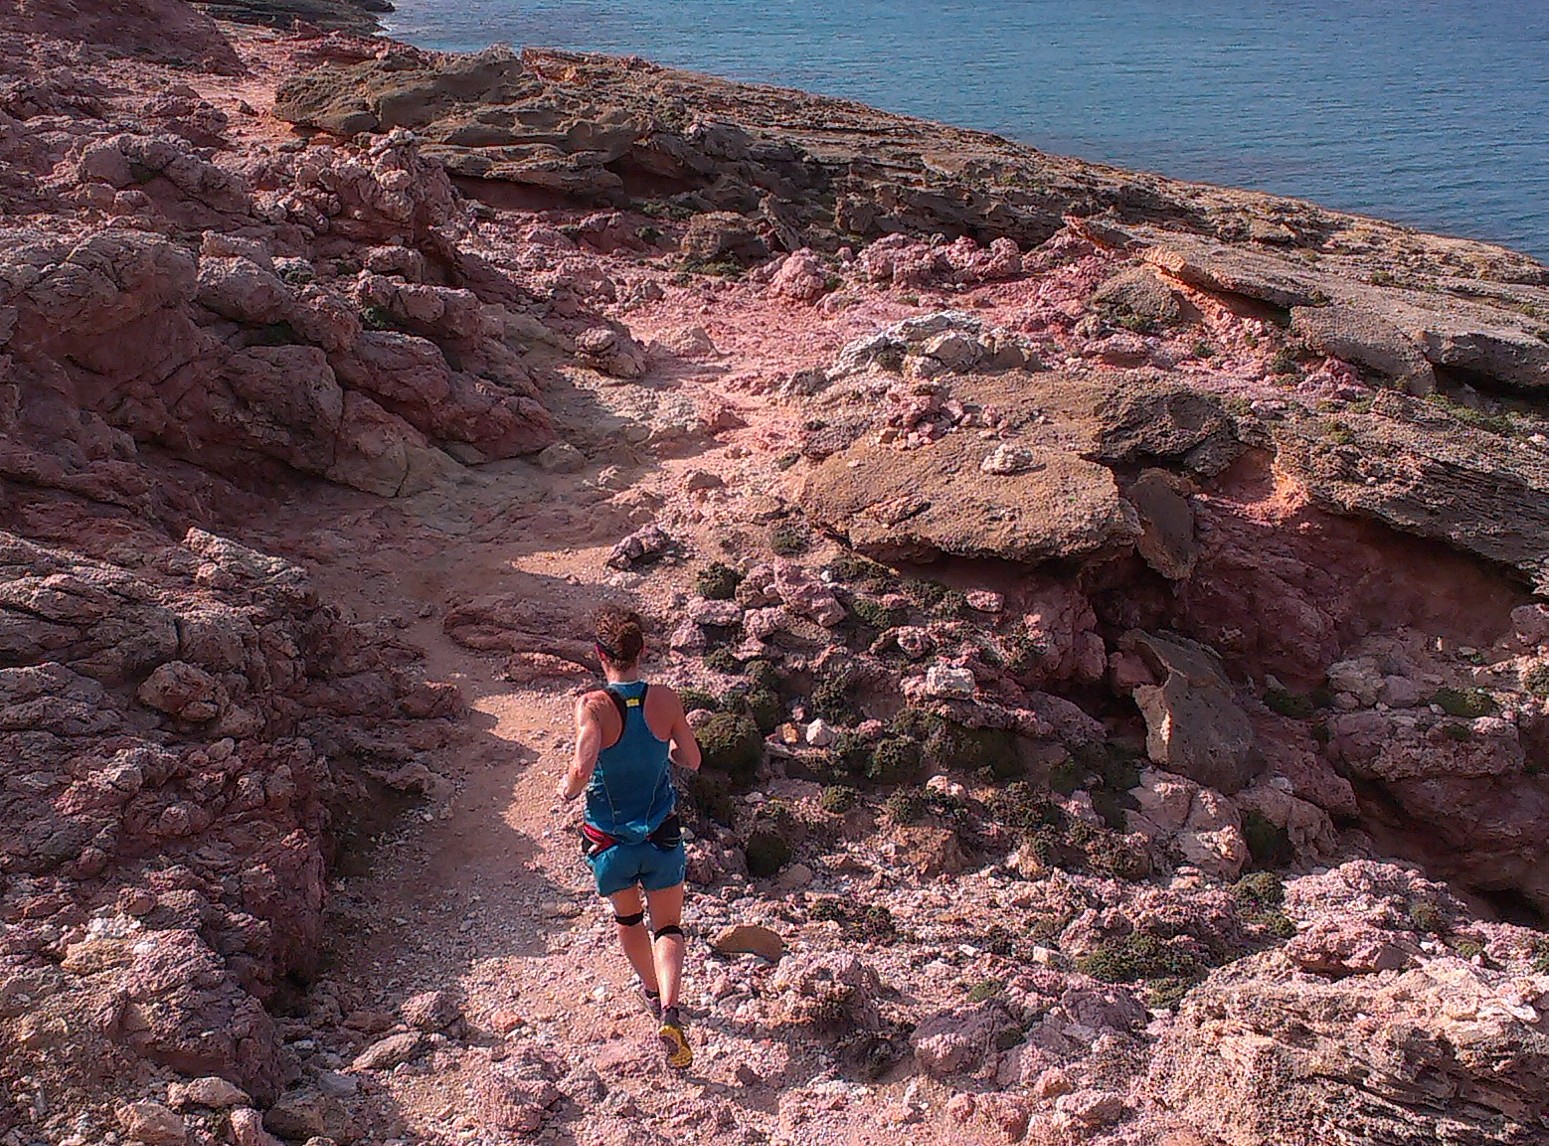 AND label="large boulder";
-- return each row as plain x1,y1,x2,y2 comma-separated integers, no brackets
1121,631,1261,794
1145,954,1549,1146
801,432,1138,565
